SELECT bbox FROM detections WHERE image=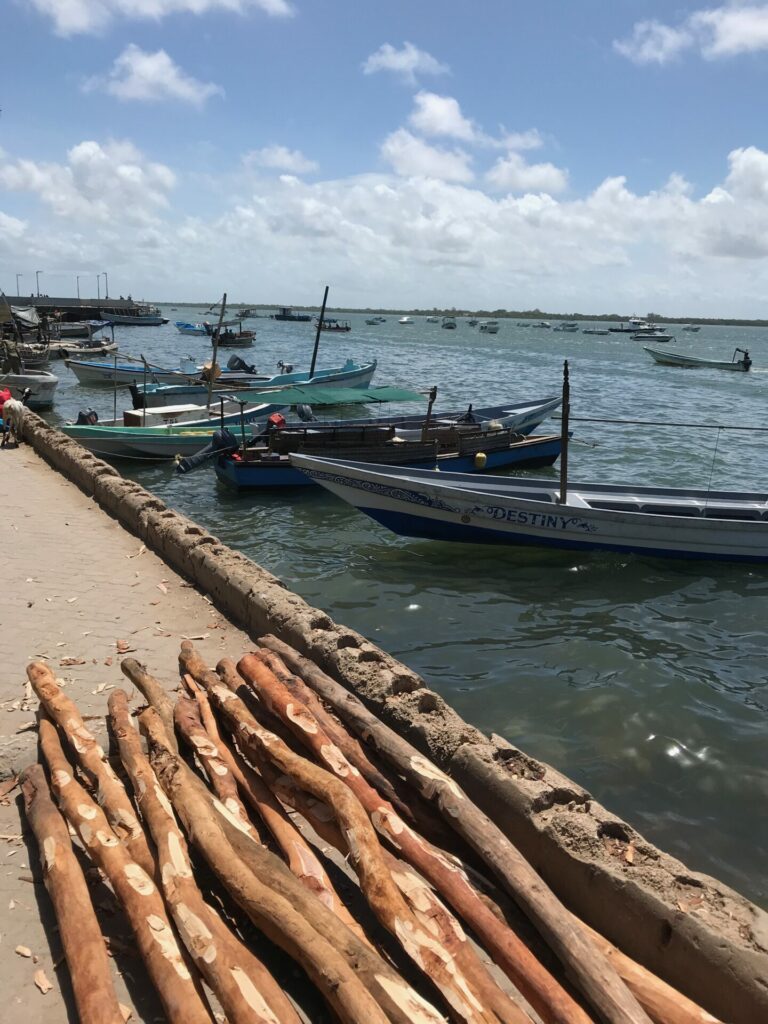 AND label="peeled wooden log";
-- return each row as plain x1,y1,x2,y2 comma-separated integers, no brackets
181,642,504,1024
173,696,263,845
257,635,652,1024
240,652,536,1024
183,671,361,930
141,707,440,1024
108,689,299,1024
20,763,125,1024
38,713,213,1024
27,661,156,878
121,657,179,754
578,919,723,1024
